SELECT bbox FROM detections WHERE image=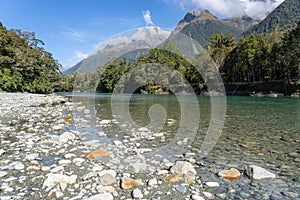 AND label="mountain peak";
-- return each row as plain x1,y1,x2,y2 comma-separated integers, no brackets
198,10,218,20
175,9,218,31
